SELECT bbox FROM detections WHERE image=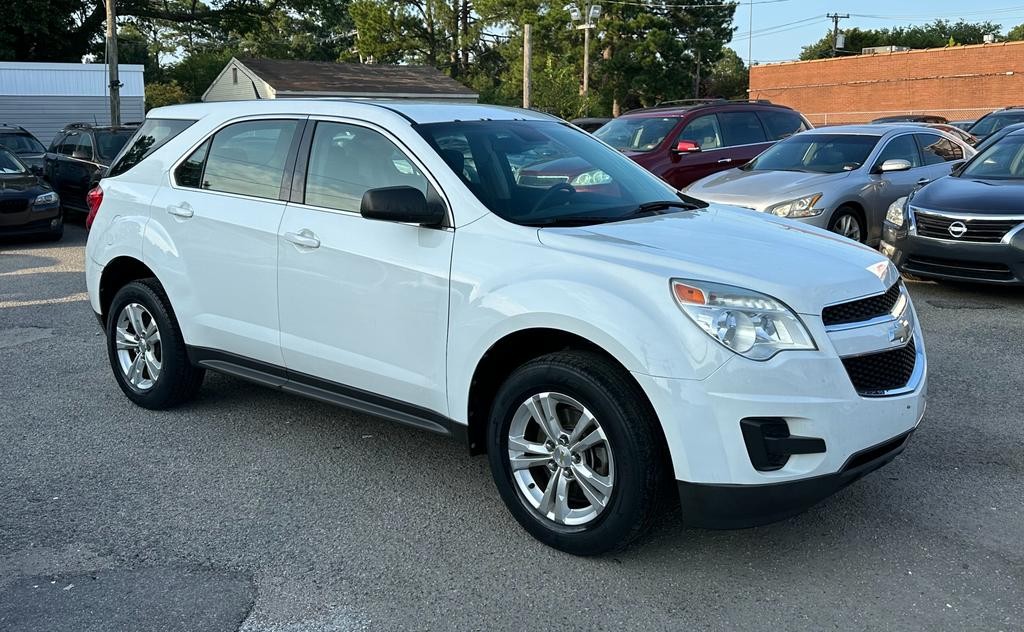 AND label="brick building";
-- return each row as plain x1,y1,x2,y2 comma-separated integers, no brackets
749,41,1024,125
